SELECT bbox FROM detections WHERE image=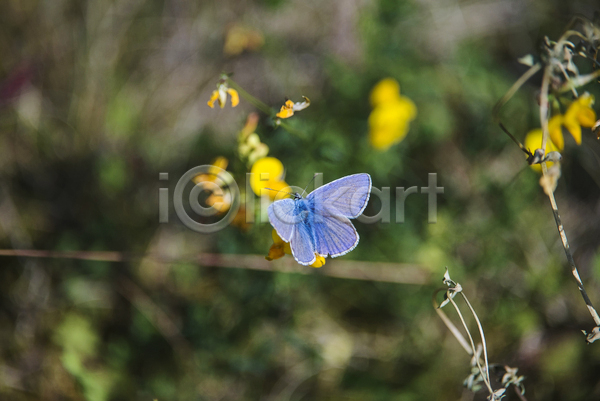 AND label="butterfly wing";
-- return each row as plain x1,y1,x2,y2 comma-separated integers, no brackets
311,210,359,258
289,215,317,265
267,198,298,242
307,173,371,219
269,198,317,265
